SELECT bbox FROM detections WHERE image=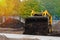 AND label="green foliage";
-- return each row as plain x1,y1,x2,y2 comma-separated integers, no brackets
18,0,46,18
18,0,60,18
40,0,60,16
